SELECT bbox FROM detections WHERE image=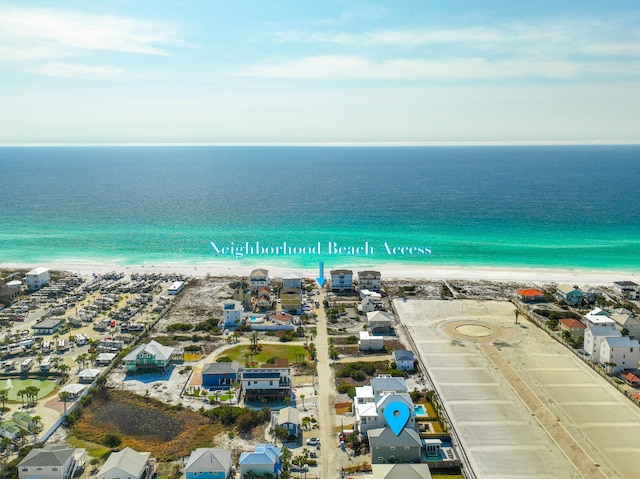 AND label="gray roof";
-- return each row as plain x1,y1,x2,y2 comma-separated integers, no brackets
250,269,269,278
184,448,231,474
372,464,433,479
392,350,414,361
99,447,150,479
330,269,353,275
368,427,422,448
32,318,61,329
202,362,241,375
123,340,173,362
20,445,75,467
358,270,381,277
371,376,408,395
277,407,299,425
